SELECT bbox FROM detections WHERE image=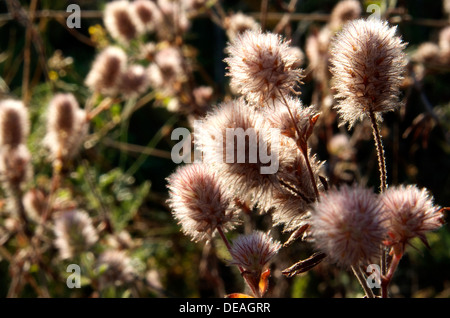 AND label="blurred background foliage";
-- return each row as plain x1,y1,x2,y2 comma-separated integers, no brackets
0,0,449,298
